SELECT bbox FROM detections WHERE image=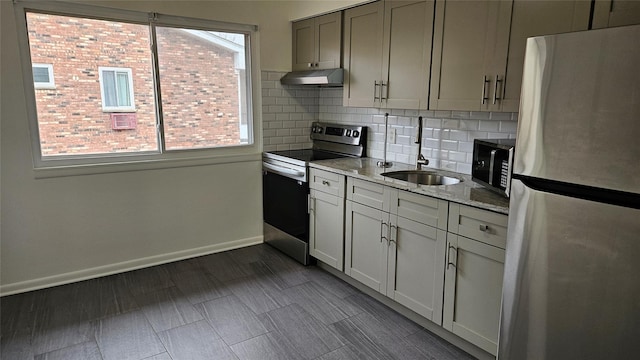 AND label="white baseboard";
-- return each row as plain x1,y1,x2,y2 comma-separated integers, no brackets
0,236,263,297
